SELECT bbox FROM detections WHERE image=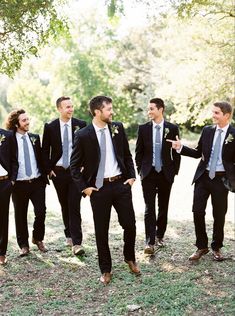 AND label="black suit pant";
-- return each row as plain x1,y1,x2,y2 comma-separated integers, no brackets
12,178,46,248
142,168,172,245
90,179,136,274
52,168,82,245
0,179,12,256
192,172,228,250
